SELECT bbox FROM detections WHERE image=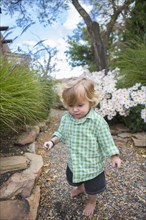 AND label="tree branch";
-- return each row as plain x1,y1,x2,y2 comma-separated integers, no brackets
71,0,93,26
104,0,135,46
